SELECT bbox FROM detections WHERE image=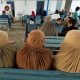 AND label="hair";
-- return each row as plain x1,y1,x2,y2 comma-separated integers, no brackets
68,18,75,25
26,30,45,48
67,17,72,20
57,18,62,21
75,7,80,11
32,11,34,13
54,9,59,14
2,10,5,14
